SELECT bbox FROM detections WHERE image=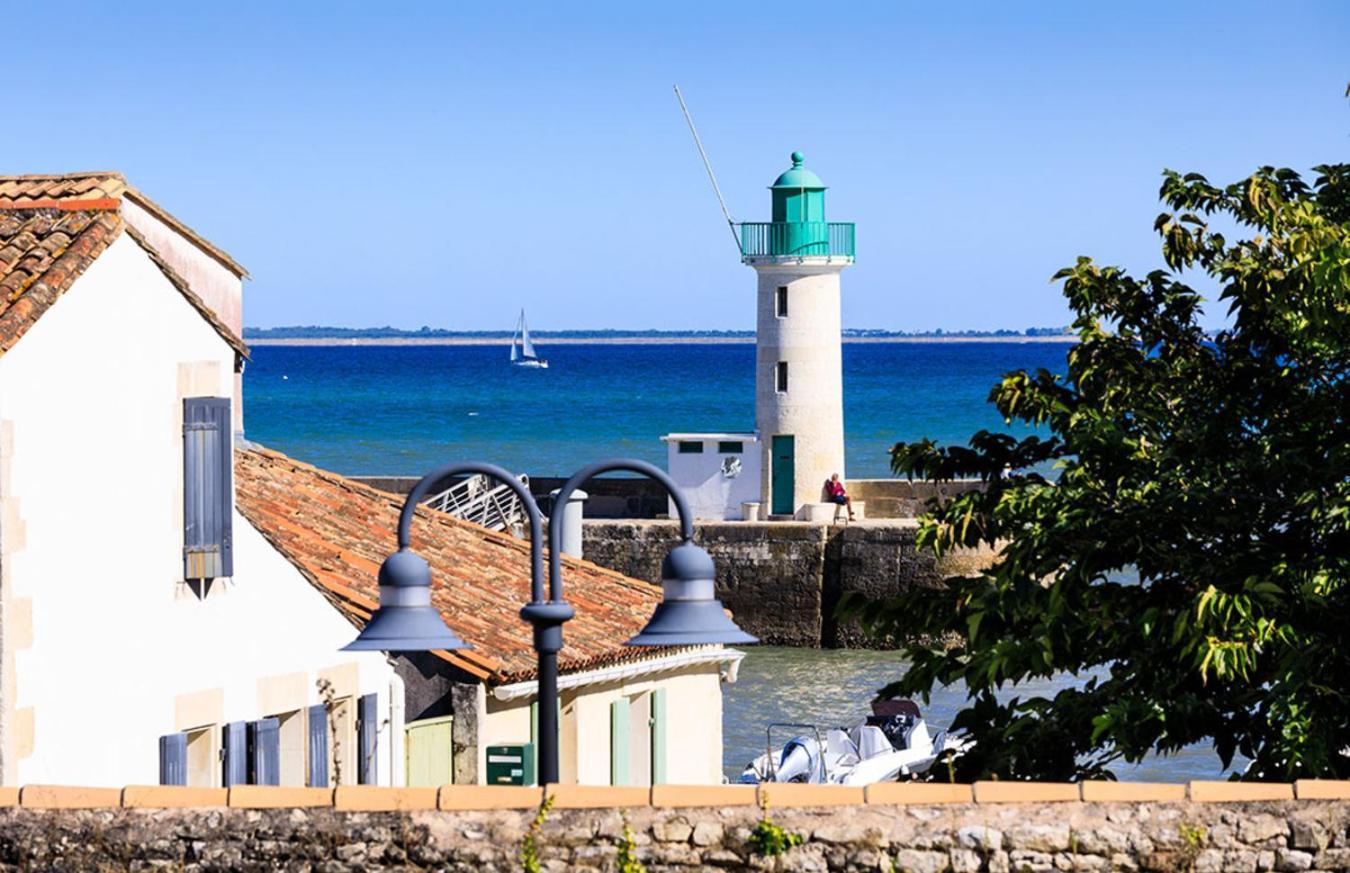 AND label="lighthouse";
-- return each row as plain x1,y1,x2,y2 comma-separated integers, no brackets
744,151,854,517
662,150,854,521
